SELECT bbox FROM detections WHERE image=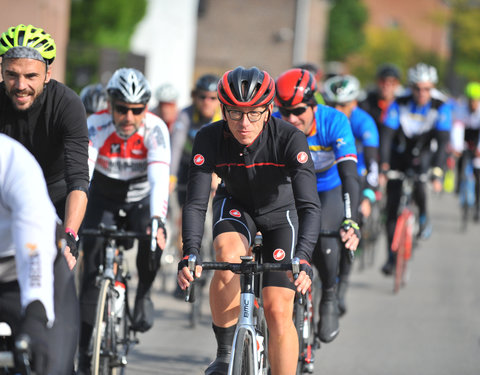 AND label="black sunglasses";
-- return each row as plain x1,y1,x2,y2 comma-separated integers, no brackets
278,106,308,117
114,104,146,115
